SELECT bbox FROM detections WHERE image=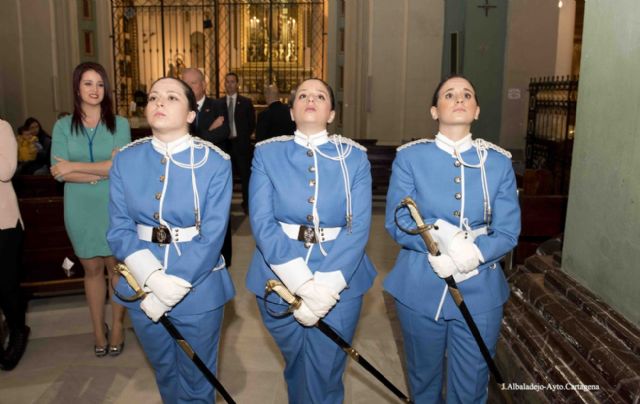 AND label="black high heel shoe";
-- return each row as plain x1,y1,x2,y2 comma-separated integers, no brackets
108,332,125,357
94,323,109,357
